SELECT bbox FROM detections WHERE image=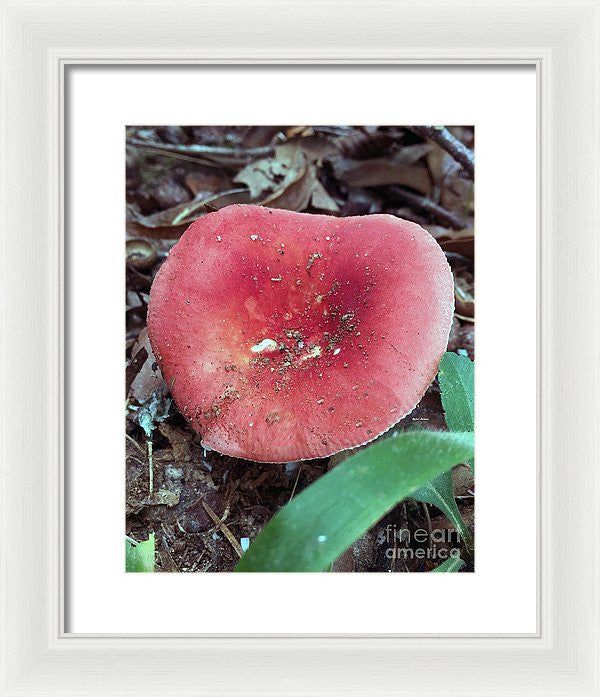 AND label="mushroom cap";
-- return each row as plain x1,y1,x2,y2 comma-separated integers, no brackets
147,204,454,463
